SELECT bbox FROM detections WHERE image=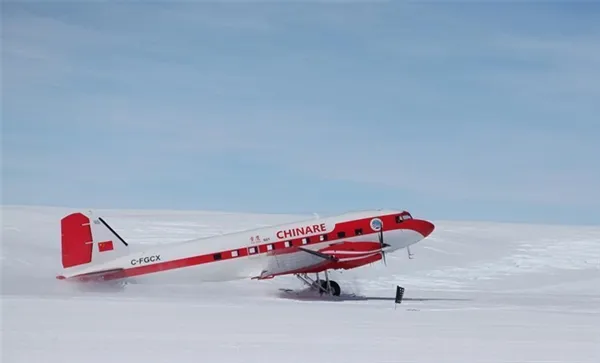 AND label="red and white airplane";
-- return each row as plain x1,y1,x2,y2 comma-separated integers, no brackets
56,209,435,296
